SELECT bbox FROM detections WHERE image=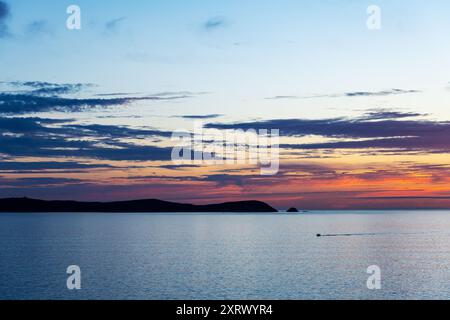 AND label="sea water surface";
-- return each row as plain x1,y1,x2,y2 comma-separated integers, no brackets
1,211,450,300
